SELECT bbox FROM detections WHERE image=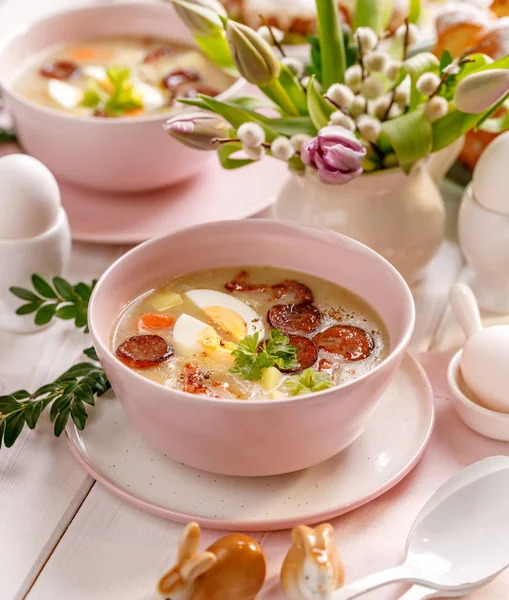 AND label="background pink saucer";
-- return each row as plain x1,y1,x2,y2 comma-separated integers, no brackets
0,142,287,244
